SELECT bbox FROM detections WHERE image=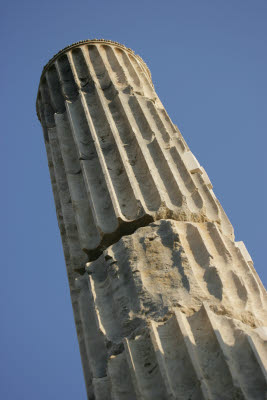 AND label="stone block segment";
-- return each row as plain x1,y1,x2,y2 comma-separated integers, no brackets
37,40,233,261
